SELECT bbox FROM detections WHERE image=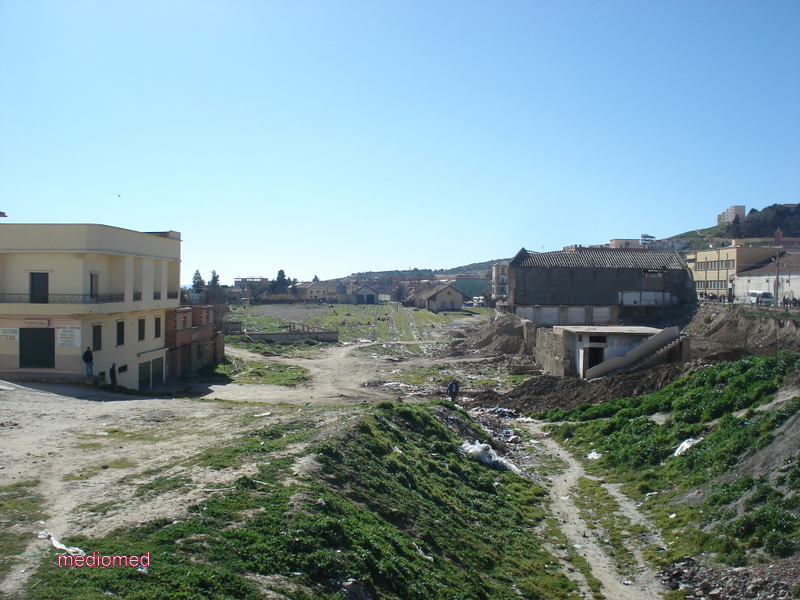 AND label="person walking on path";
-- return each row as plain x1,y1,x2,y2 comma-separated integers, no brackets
82,347,94,377
446,379,460,403
109,363,117,393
